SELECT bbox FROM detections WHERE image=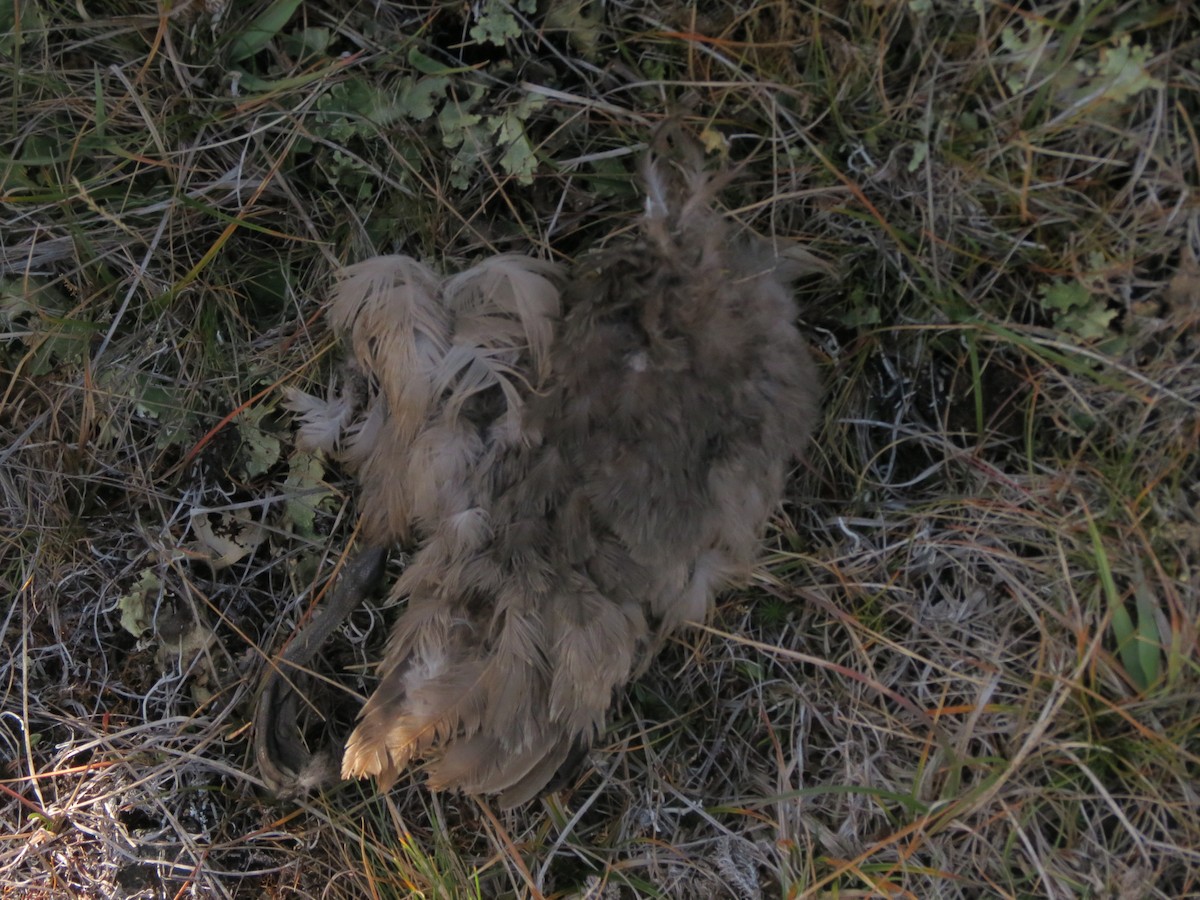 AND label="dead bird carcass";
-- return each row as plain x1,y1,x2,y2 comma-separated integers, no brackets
255,140,821,806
